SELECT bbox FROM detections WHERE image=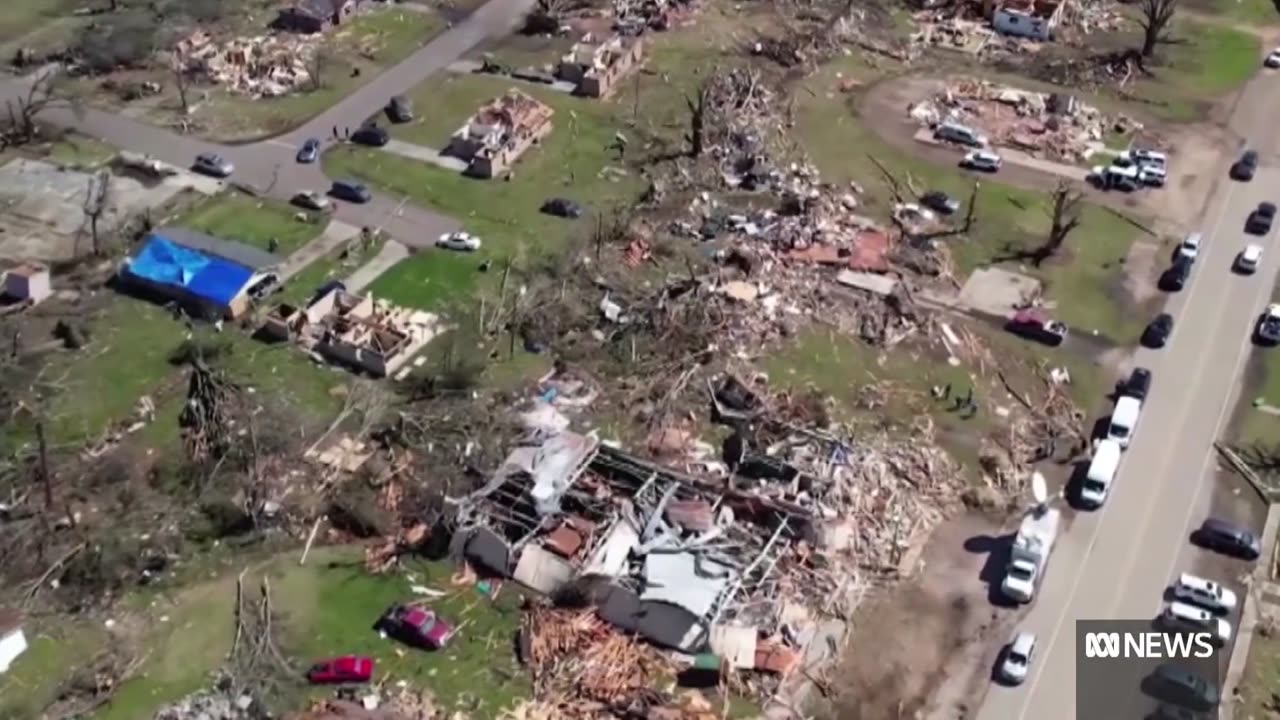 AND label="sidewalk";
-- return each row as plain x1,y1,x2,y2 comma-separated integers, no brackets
912,128,1089,183
343,240,409,292
383,139,468,172
278,219,362,281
